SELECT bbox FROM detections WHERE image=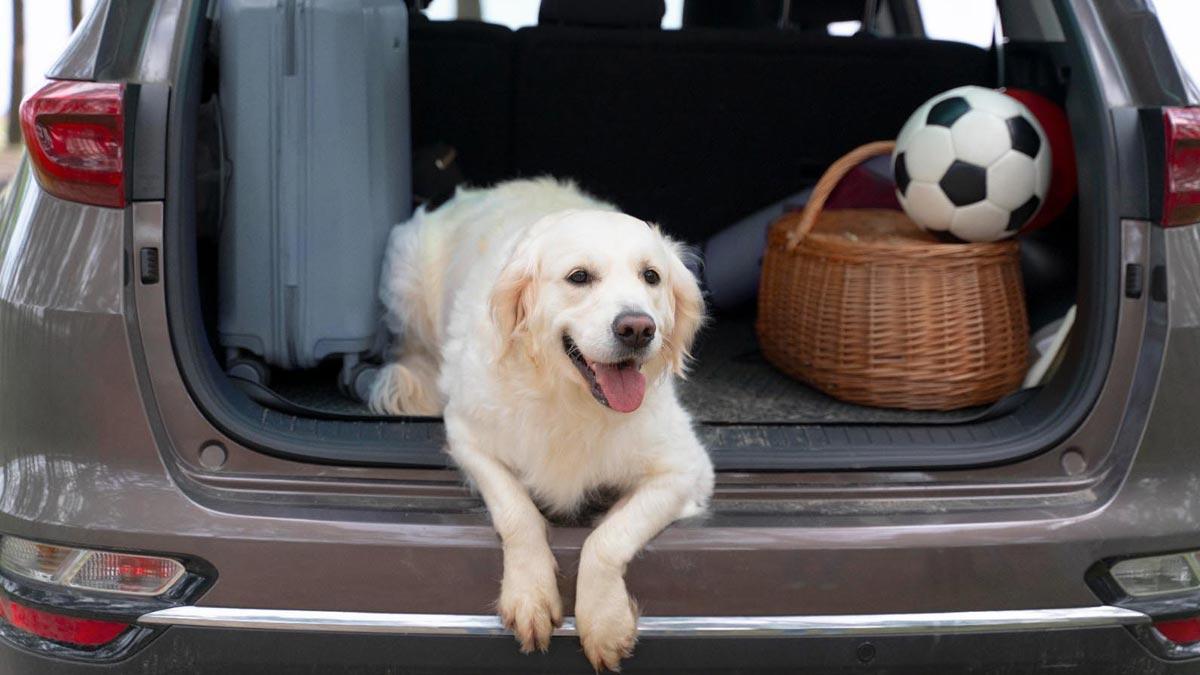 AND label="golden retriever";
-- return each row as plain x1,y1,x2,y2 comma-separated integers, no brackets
370,178,714,671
